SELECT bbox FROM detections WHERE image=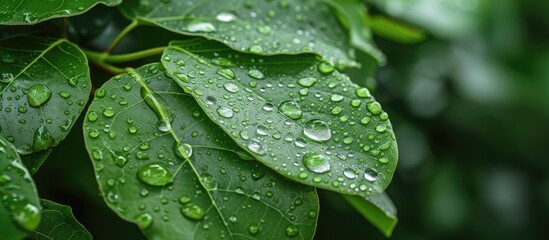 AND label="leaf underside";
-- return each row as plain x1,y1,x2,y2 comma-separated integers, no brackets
0,0,122,25
27,199,92,240
0,35,91,155
119,0,358,67
83,63,319,240
161,38,398,197
343,192,398,237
